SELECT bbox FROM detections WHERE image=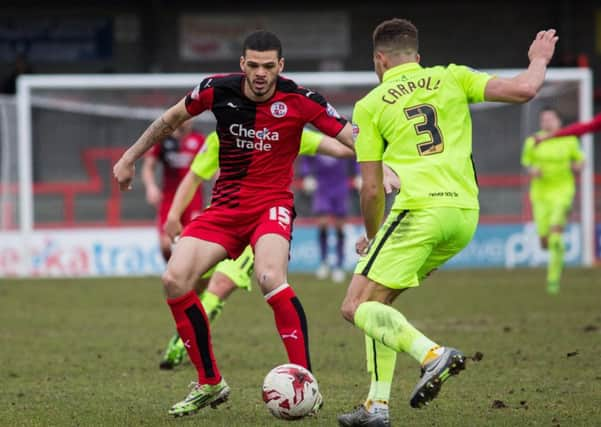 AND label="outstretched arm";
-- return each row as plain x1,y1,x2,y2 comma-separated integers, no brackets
554,114,601,138
534,114,601,144
485,30,558,103
315,134,355,158
164,169,204,241
113,98,191,191
335,122,356,150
